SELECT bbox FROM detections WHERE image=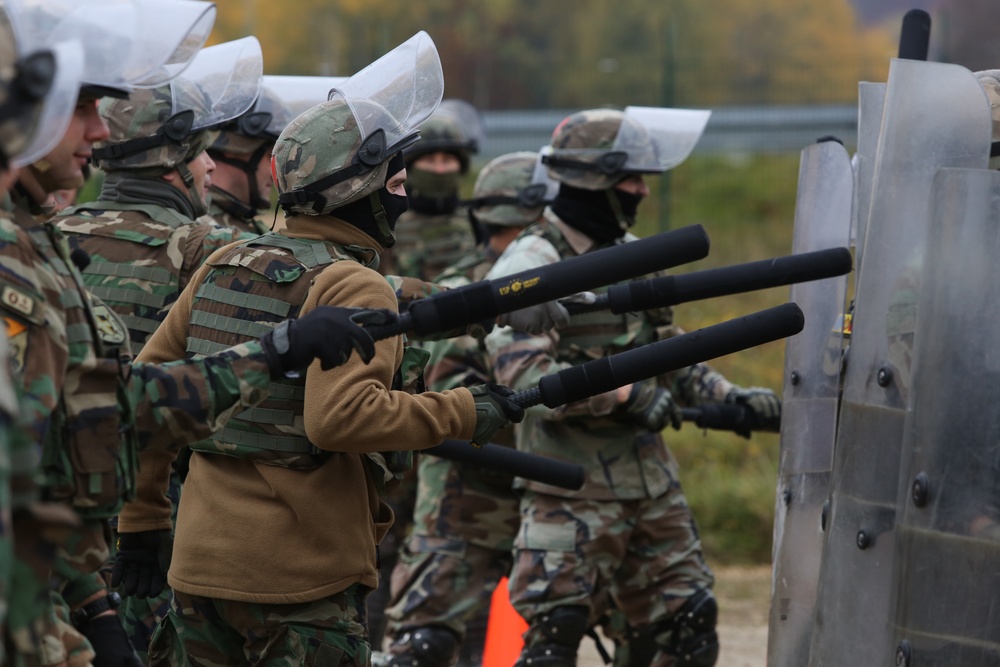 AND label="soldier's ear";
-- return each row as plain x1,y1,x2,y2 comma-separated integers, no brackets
160,170,178,185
